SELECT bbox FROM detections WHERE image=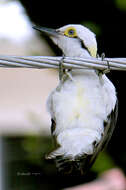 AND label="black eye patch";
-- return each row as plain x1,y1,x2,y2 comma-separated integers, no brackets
79,38,91,55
